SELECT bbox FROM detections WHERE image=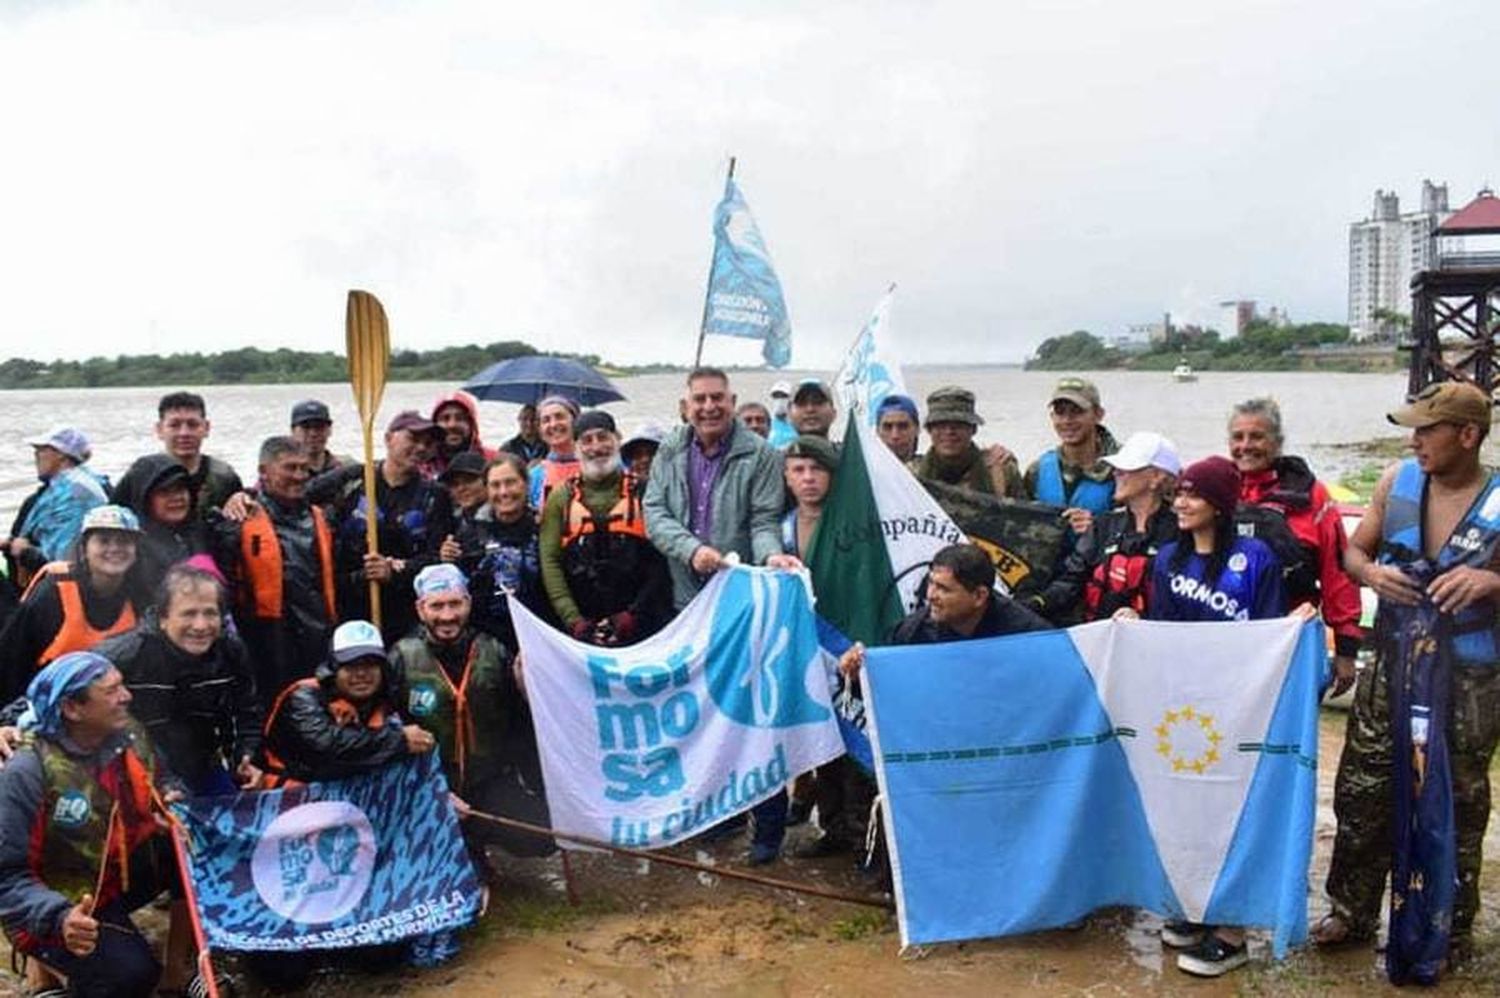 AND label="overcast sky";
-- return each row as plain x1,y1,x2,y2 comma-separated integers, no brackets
3,0,1496,369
